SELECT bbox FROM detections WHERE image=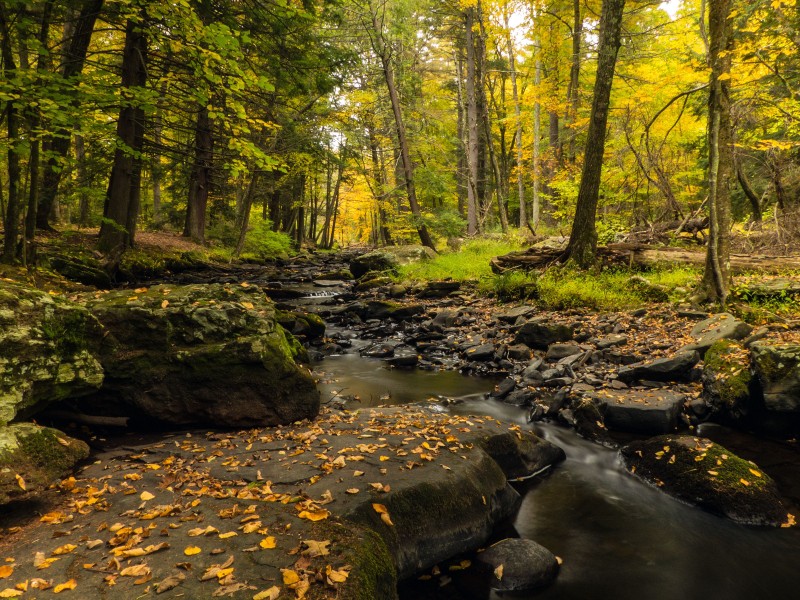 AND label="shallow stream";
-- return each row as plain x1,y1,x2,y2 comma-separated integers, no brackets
315,346,800,600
